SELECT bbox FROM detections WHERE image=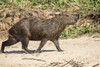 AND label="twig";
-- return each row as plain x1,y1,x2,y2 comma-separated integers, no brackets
92,64,99,67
